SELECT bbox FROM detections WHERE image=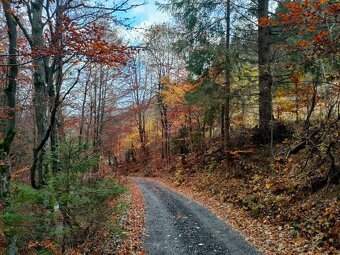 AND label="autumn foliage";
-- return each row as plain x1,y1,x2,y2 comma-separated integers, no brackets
60,17,131,65
1,0,339,253
263,0,339,57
